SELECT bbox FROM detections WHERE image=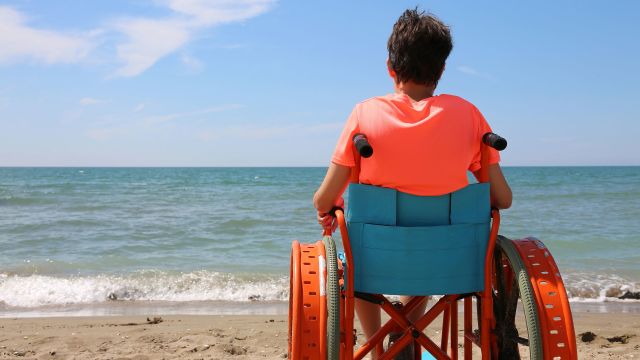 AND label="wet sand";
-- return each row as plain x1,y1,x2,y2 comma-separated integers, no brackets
0,309,638,359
